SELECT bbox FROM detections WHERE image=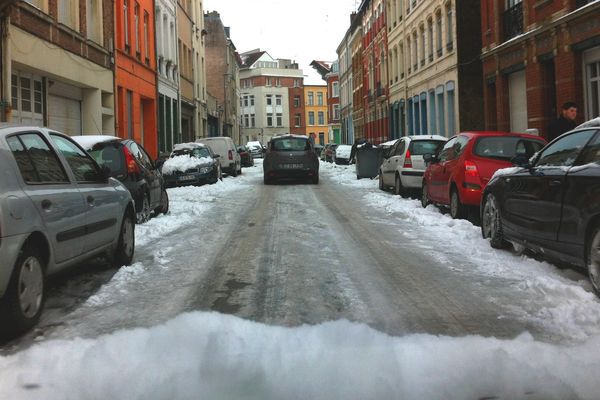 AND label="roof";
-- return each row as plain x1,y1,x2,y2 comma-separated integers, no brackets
310,60,331,80
240,50,266,68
